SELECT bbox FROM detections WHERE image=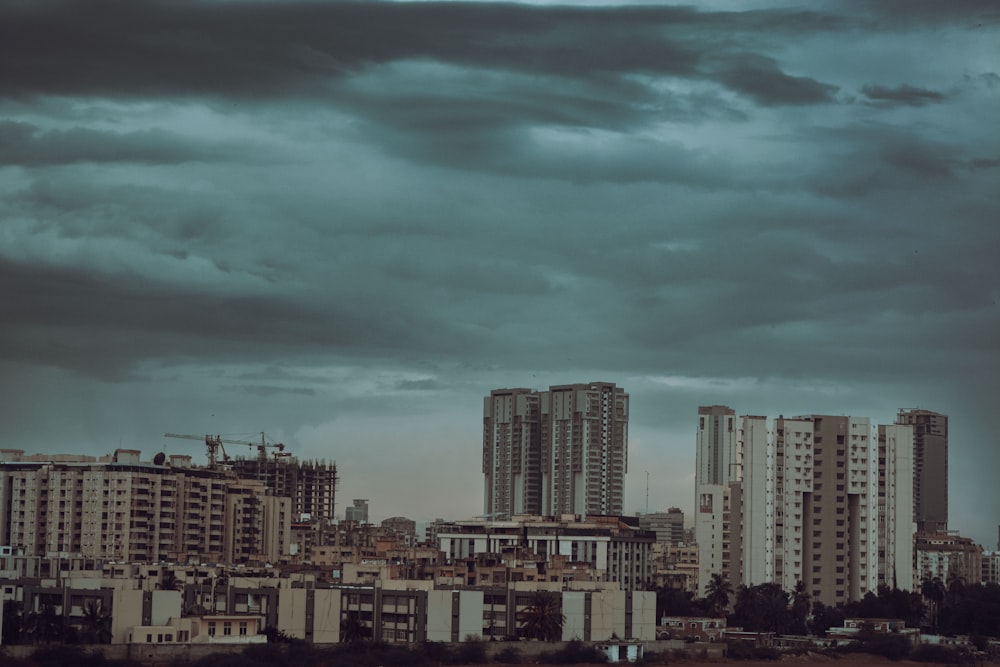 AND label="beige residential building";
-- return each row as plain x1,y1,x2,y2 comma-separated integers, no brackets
484,382,629,519
699,412,915,605
915,532,982,586
0,449,290,565
436,514,653,591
